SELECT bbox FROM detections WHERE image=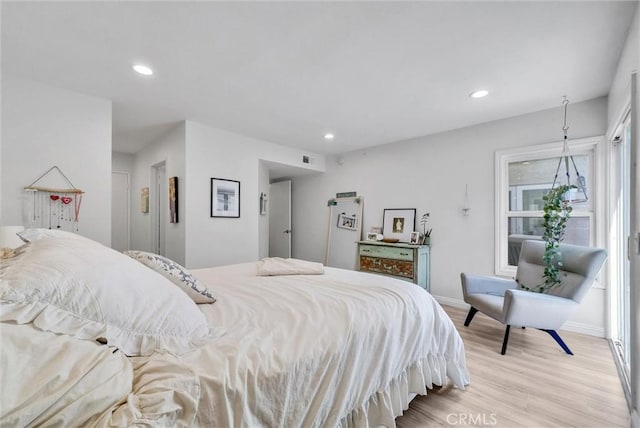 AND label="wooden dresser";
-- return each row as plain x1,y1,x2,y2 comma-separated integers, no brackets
357,241,430,291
